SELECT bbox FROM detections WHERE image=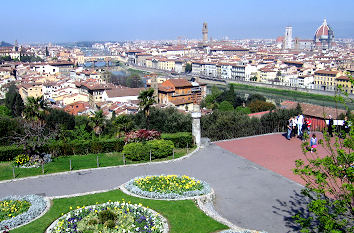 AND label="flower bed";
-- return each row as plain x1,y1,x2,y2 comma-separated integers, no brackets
124,175,212,199
48,201,168,233
13,153,52,168
0,195,47,230
0,200,31,222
